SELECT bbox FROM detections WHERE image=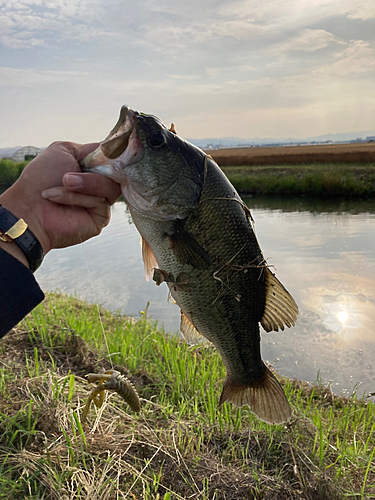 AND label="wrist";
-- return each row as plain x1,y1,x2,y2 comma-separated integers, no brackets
0,190,45,272
0,185,51,255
